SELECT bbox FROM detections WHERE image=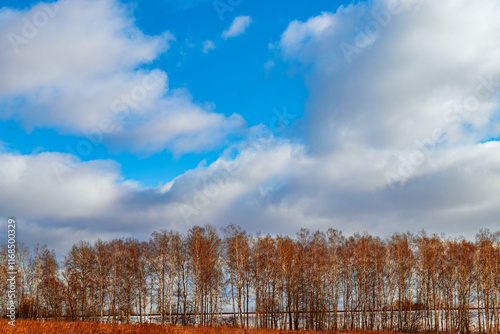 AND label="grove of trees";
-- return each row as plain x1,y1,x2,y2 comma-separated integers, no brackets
1,225,499,333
